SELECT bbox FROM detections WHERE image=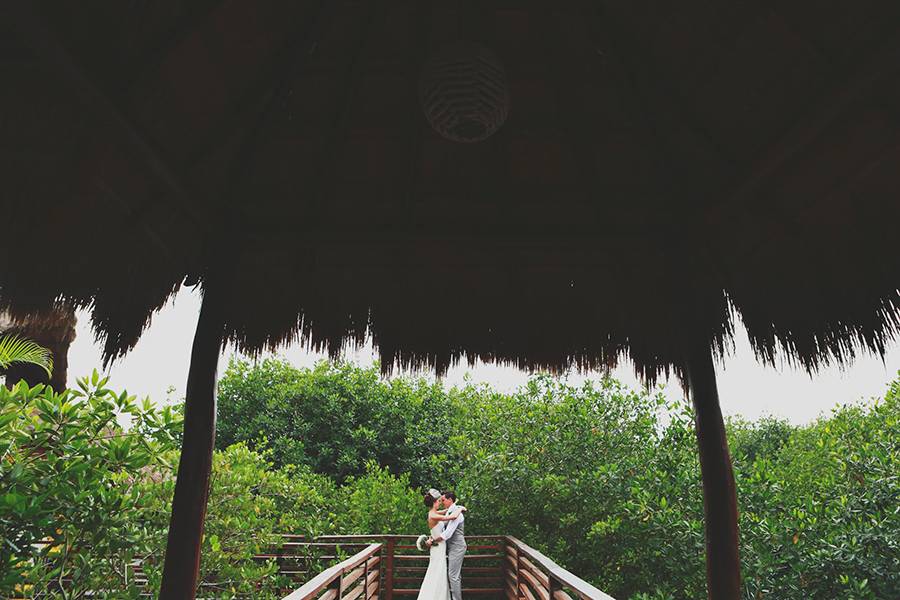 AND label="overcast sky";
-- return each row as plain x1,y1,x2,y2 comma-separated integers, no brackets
67,287,899,425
